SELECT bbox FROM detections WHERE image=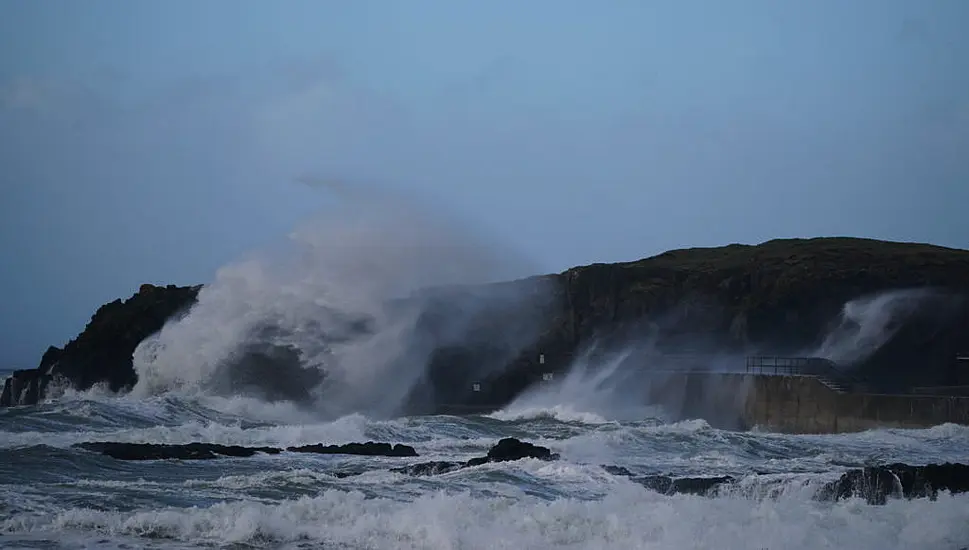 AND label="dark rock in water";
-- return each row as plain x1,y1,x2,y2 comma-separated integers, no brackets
75,442,281,461
75,440,418,461
393,438,557,476
1,284,201,407
819,462,969,505
288,442,418,457
597,462,969,503
392,461,464,476
601,465,635,477
636,475,736,496
0,368,55,408
466,437,558,466
600,465,736,496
